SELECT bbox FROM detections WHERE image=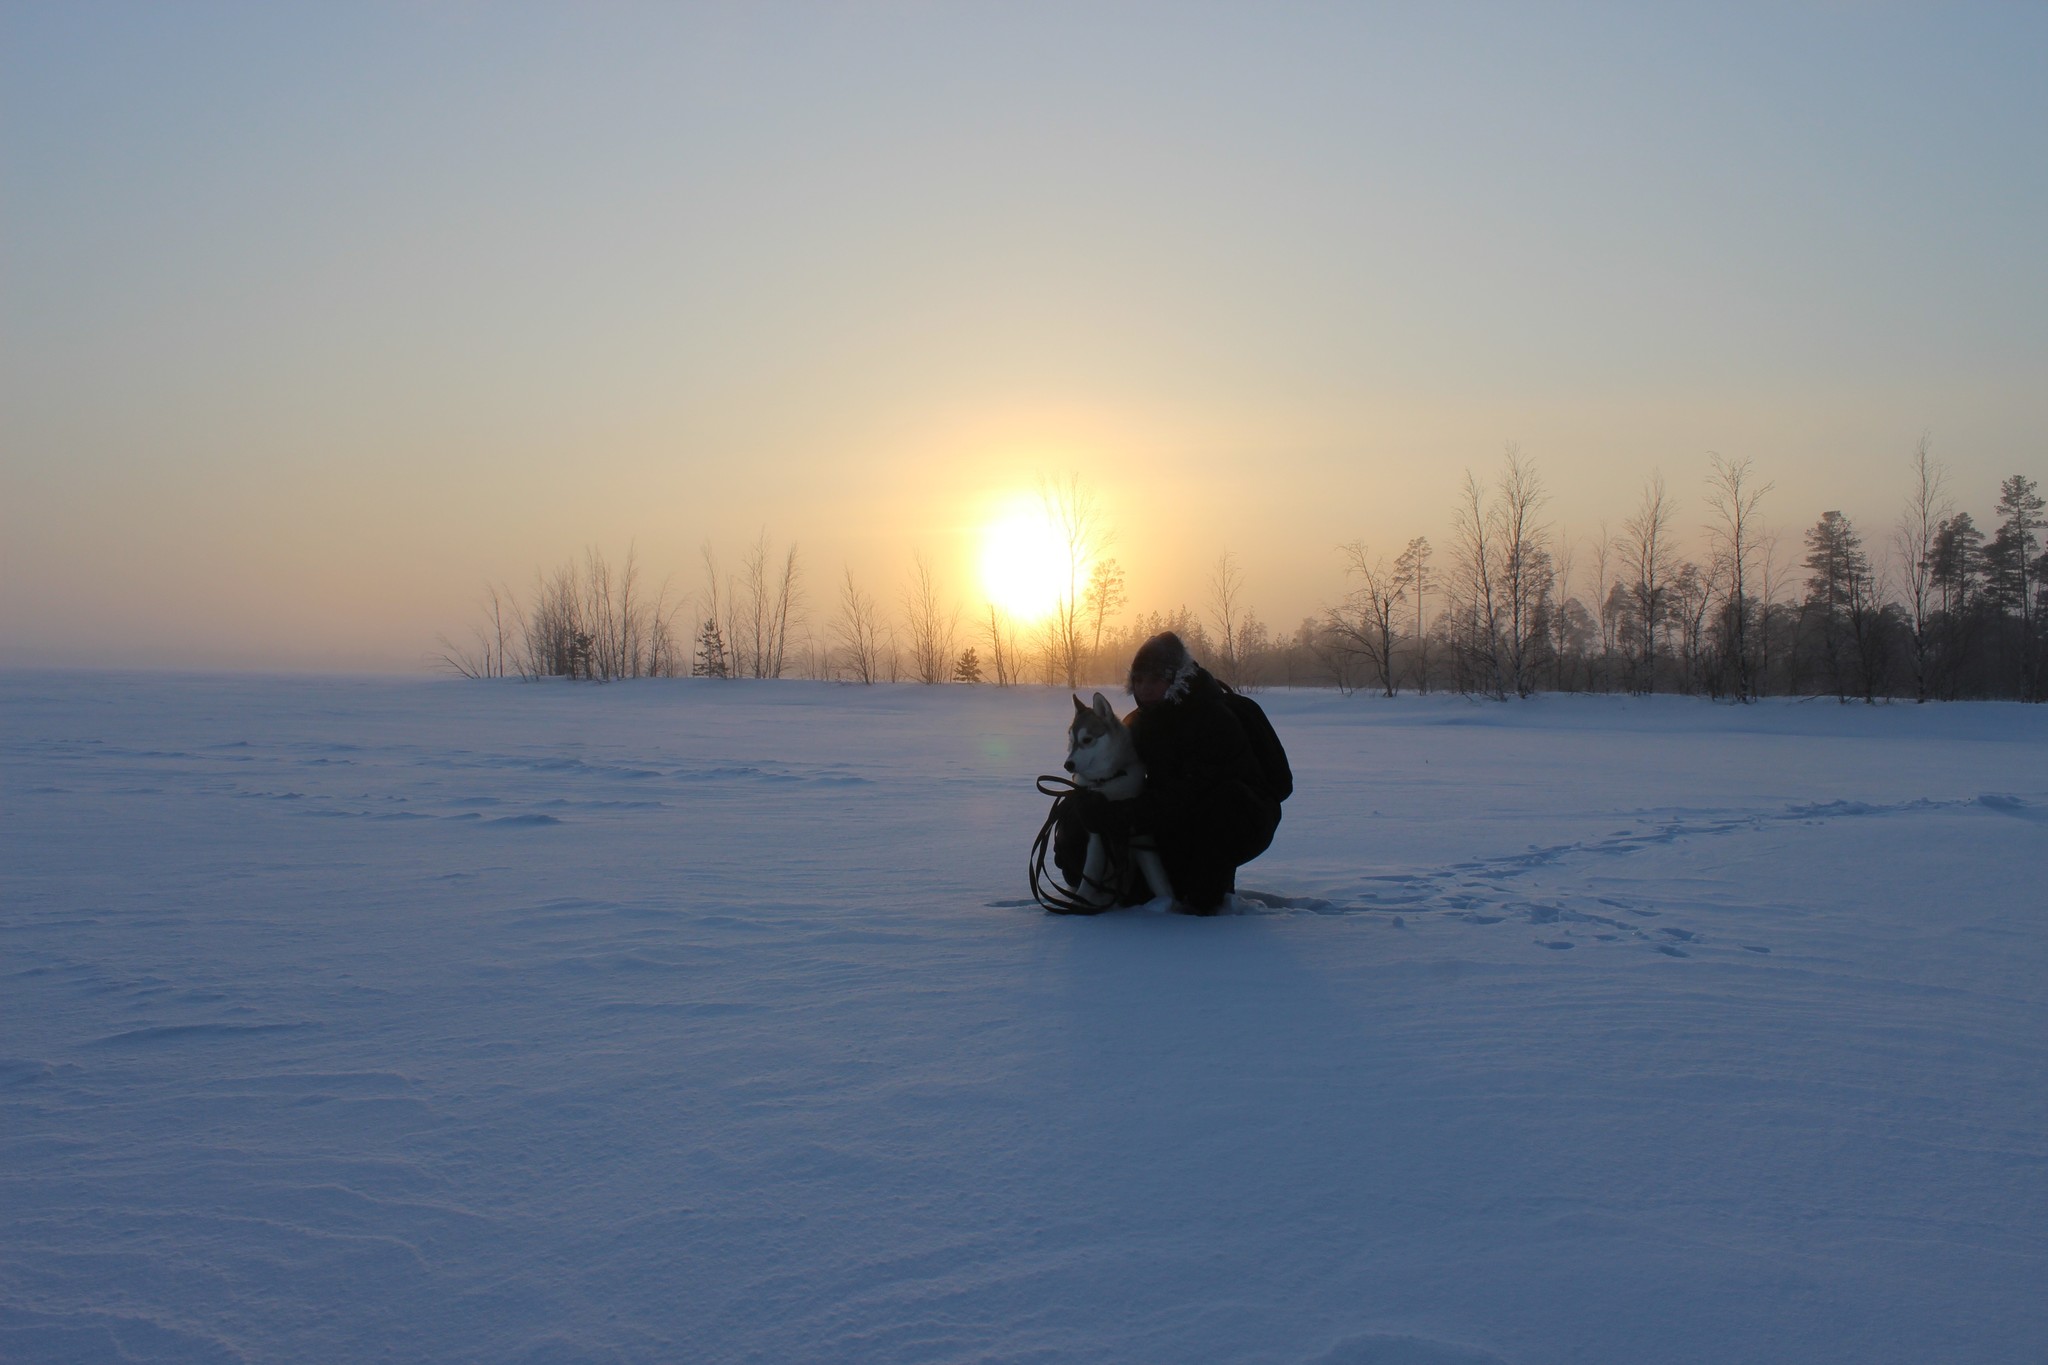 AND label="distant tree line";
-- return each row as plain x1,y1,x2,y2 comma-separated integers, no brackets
1305,445,2045,704
438,544,687,682
439,478,1122,689
441,449,2045,703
